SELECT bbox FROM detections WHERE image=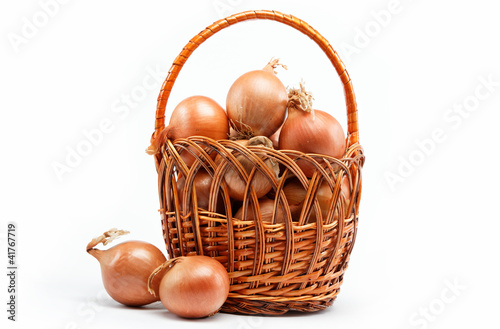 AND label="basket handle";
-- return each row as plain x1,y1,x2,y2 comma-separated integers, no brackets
153,10,359,147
